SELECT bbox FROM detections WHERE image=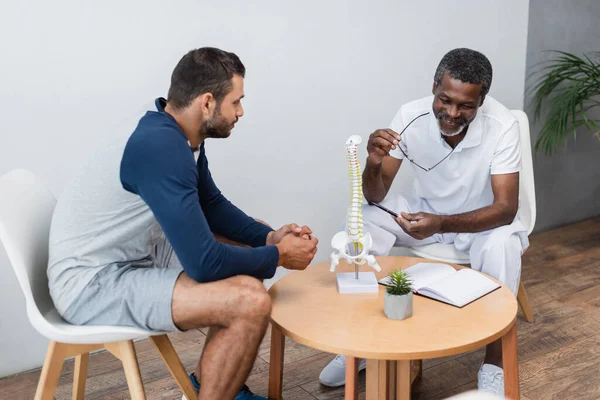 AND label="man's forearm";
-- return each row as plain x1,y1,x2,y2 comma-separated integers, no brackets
439,203,517,234
362,161,387,204
204,195,272,247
